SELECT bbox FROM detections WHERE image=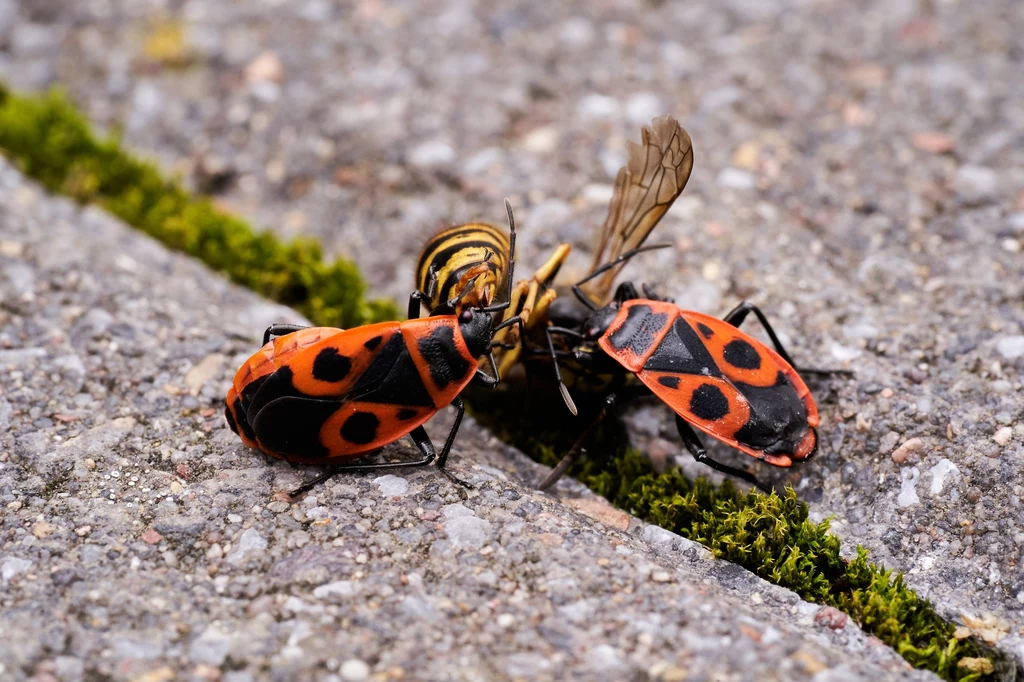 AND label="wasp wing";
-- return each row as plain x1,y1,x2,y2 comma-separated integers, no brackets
583,116,694,303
